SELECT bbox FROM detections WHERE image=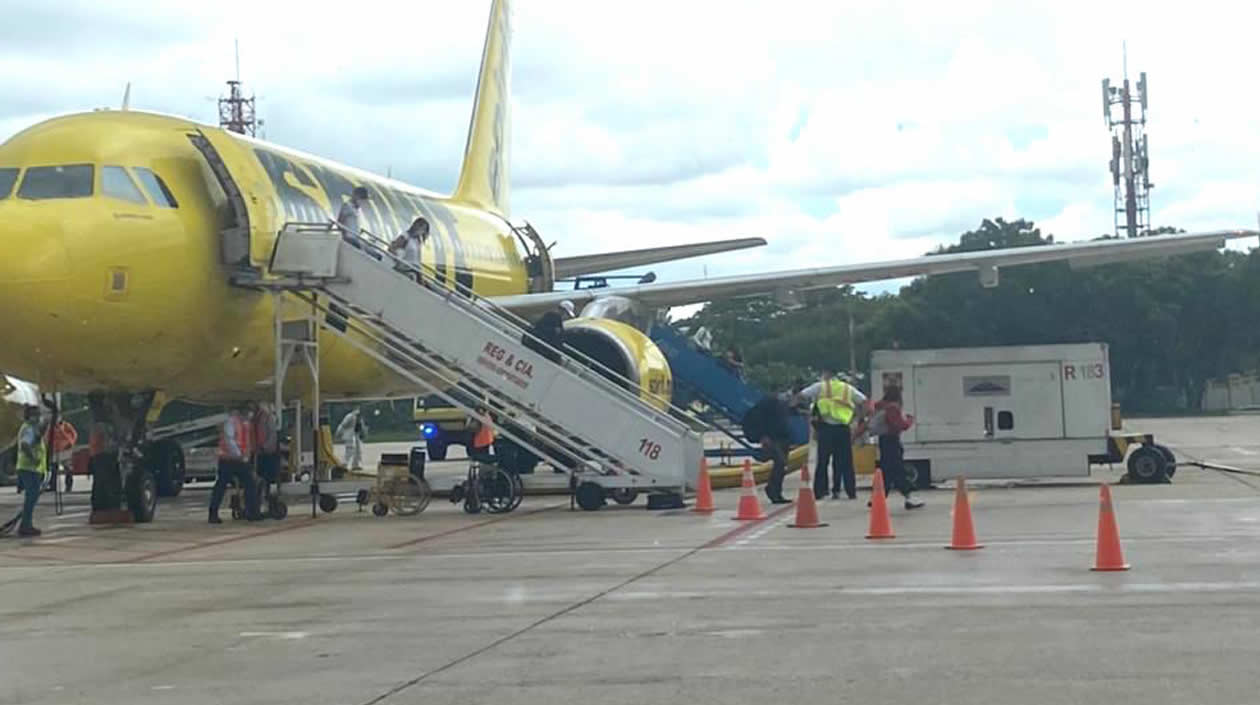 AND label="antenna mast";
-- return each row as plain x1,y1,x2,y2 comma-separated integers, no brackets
1101,45,1153,238
219,38,259,137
